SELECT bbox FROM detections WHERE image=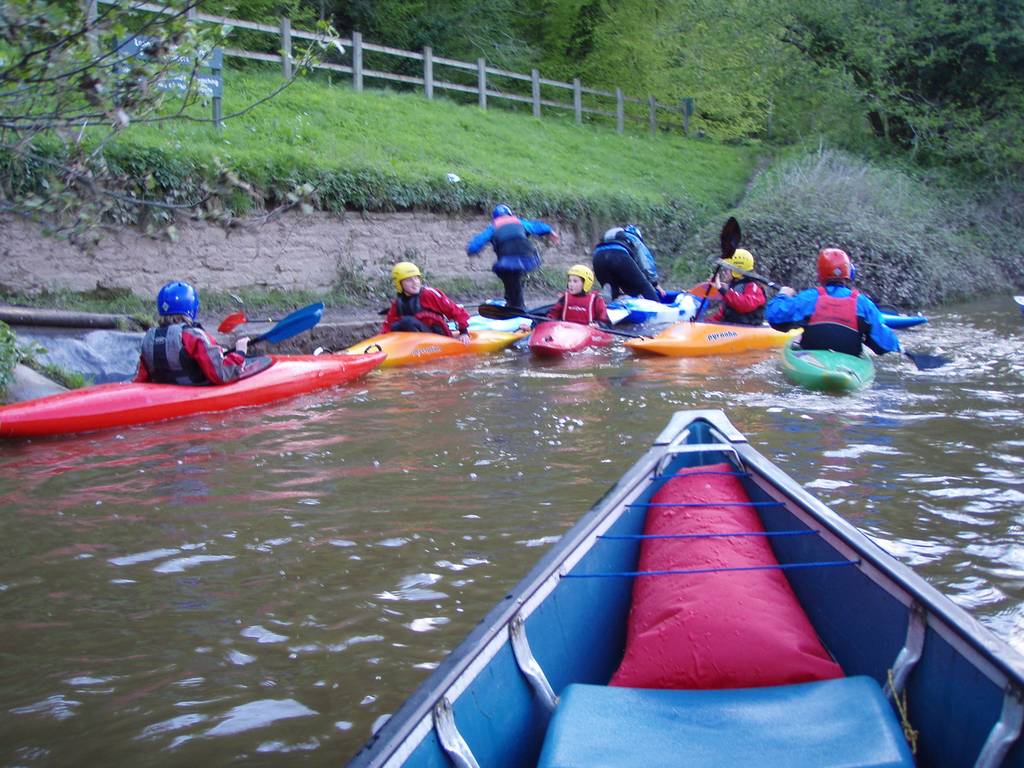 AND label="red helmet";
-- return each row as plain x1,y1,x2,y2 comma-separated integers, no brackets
817,248,852,282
